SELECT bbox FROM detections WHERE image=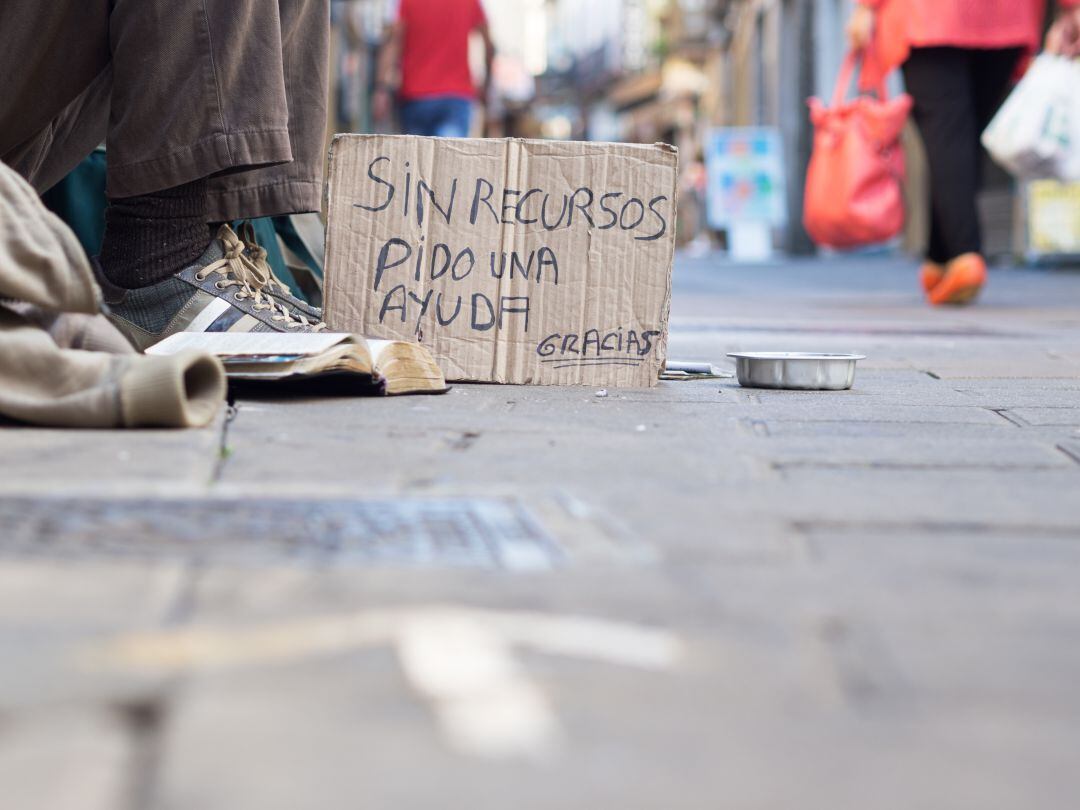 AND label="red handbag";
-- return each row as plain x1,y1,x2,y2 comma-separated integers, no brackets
803,49,912,249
